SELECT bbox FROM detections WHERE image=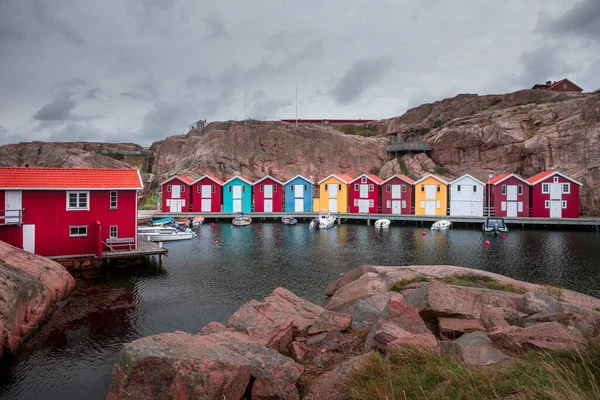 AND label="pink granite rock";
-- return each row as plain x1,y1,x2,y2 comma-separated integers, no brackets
199,321,227,335
441,331,510,365
488,322,587,355
480,306,510,330
366,319,438,353
438,317,485,340
385,294,429,334
323,272,388,312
